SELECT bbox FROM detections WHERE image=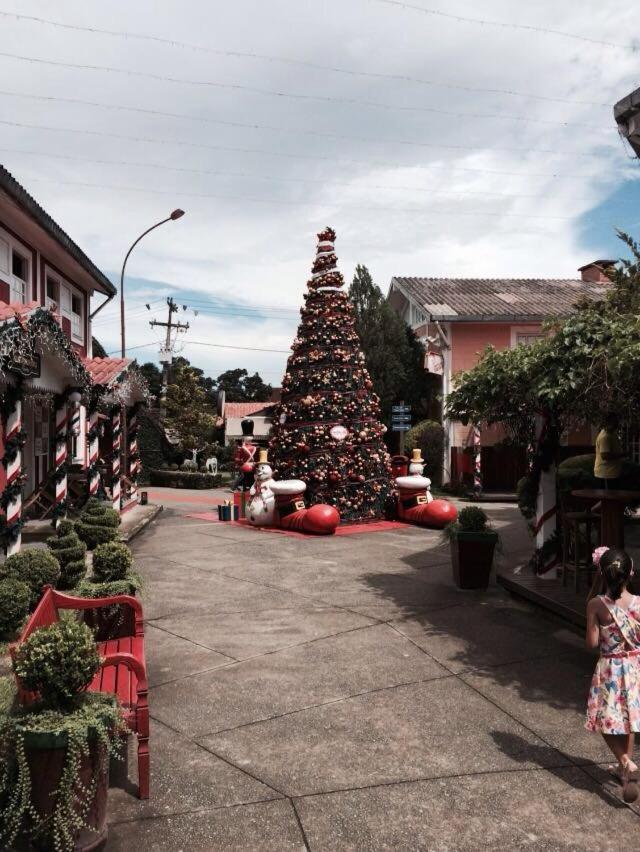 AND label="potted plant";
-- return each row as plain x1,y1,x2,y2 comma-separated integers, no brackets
443,506,499,590
1,620,126,851
76,542,141,640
